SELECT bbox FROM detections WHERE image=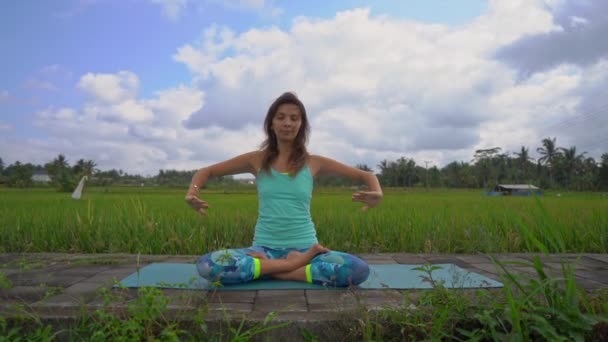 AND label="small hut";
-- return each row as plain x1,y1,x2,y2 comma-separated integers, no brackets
489,184,542,196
